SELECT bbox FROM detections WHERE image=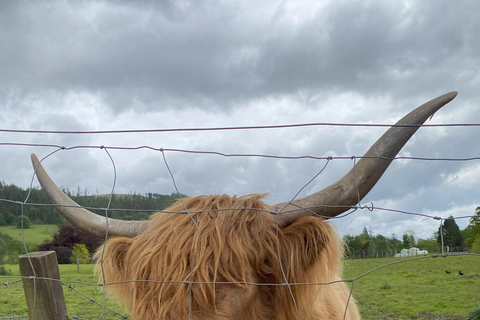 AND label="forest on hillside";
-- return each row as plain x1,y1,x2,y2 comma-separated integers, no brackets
0,181,185,225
